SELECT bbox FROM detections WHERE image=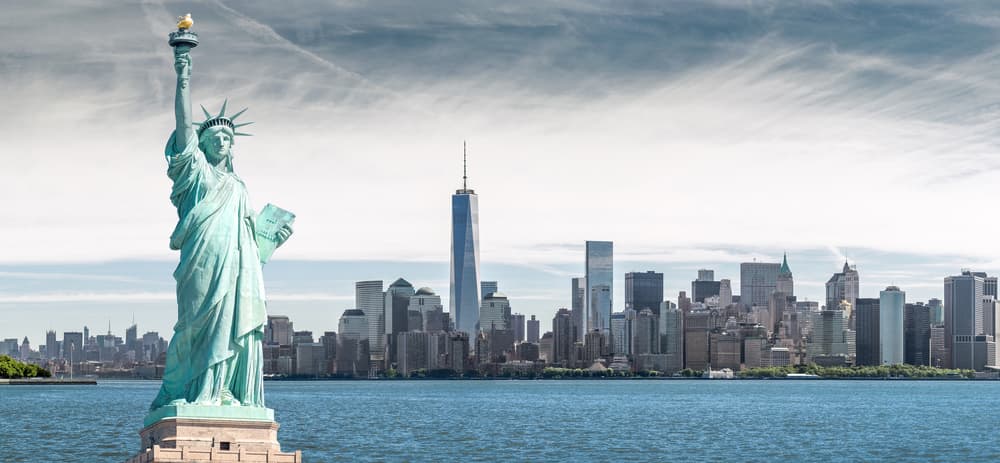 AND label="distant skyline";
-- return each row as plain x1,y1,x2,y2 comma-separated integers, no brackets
5,2,1000,336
